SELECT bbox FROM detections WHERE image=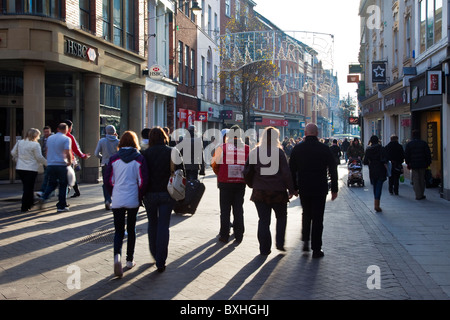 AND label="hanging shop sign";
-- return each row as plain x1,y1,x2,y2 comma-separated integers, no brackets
427,71,443,95
372,62,387,83
148,65,165,80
